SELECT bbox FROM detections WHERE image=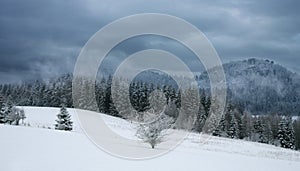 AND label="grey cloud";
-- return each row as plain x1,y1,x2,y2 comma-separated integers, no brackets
0,0,299,83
